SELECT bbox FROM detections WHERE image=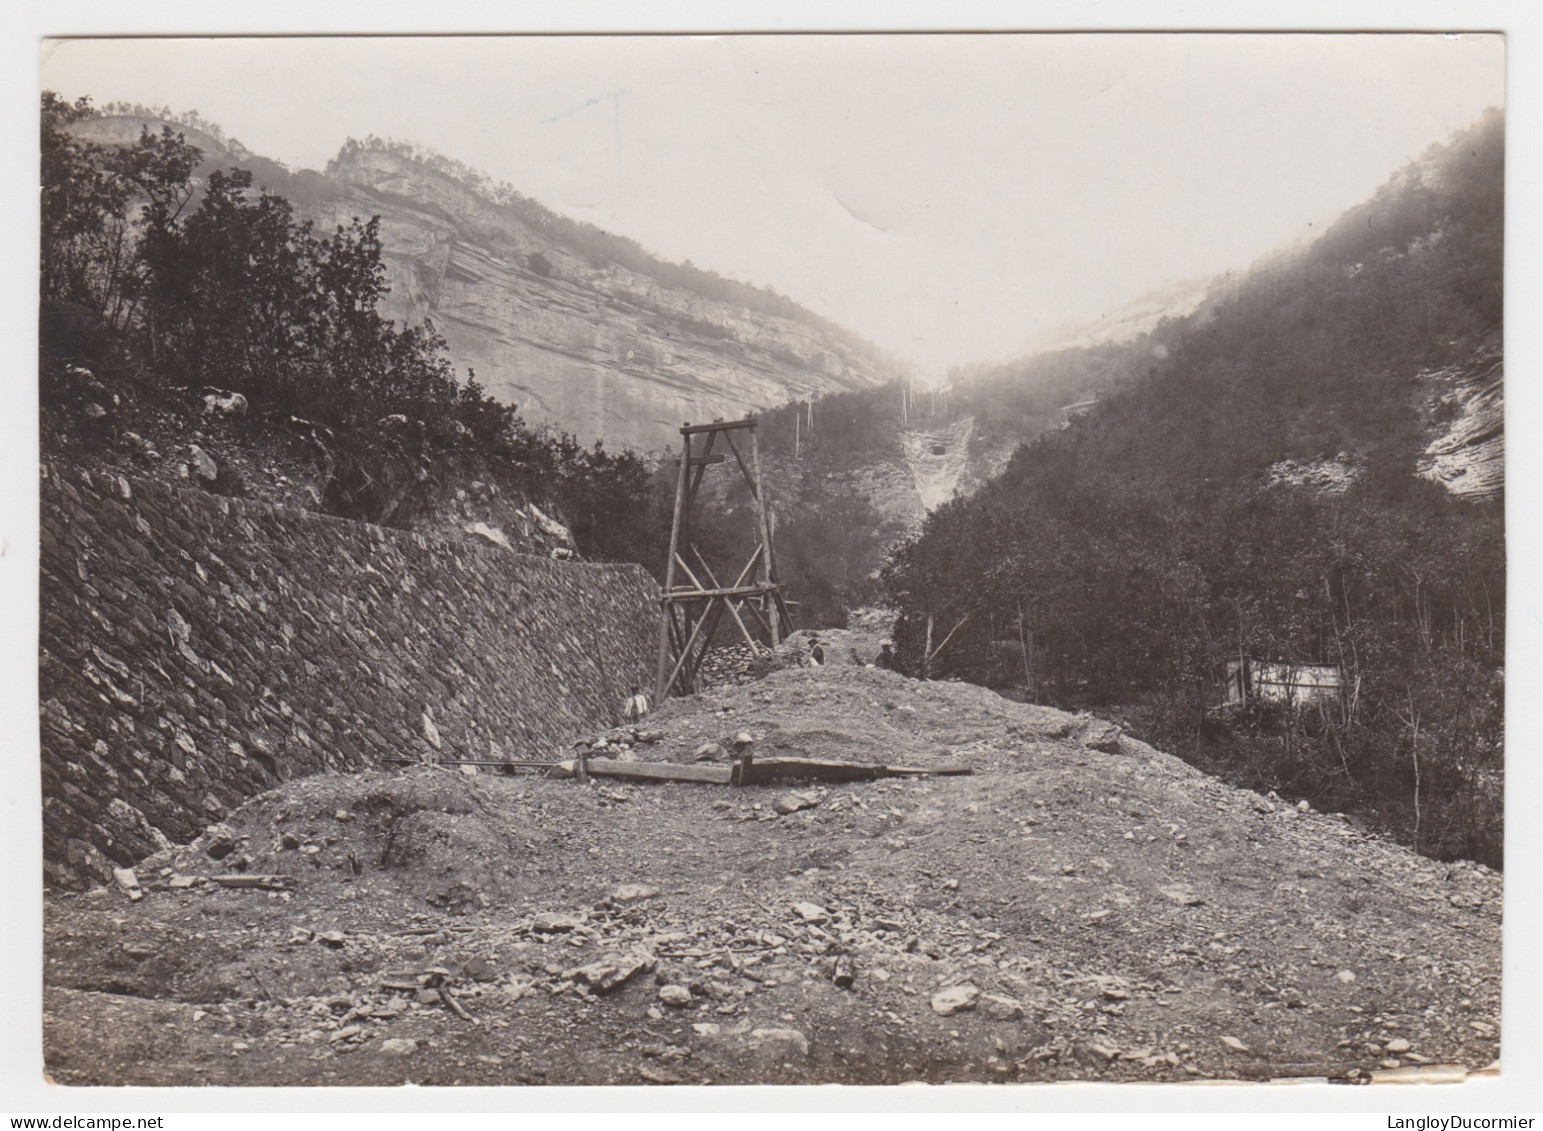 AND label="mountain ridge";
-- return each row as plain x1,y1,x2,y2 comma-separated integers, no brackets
72,112,905,453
